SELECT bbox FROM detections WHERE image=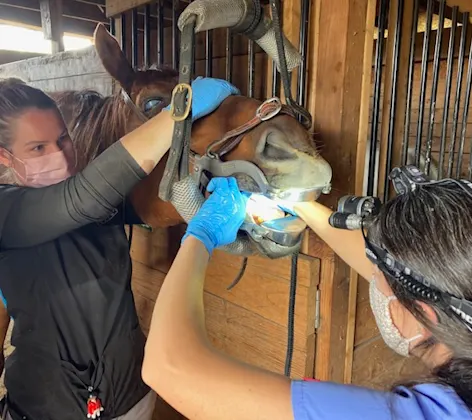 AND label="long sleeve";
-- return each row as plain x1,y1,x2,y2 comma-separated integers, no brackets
0,142,146,249
101,198,144,226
